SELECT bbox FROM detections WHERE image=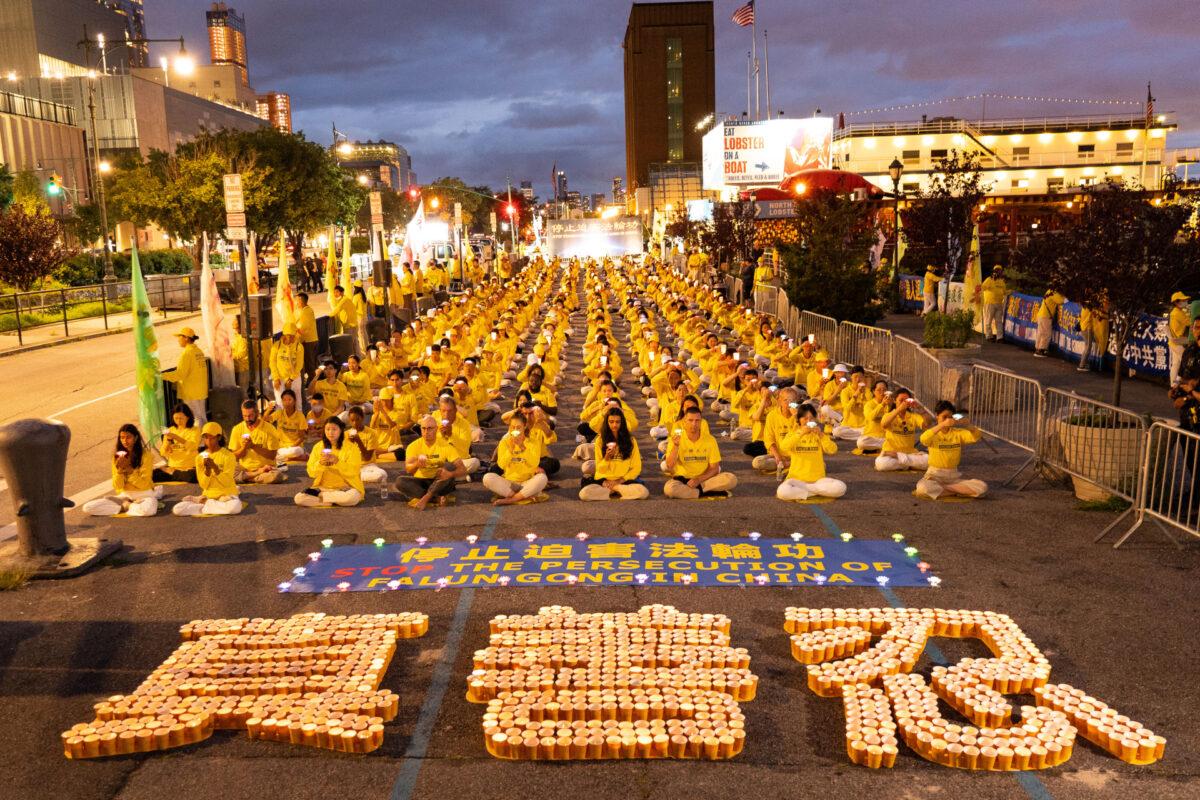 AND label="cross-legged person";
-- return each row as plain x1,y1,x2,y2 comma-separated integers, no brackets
579,407,649,500
153,403,200,484
82,424,161,517
874,389,930,472
484,416,549,505
294,417,364,507
777,404,846,501
231,400,284,484
915,402,988,500
663,407,738,499
395,415,468,510
172,422,244,516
